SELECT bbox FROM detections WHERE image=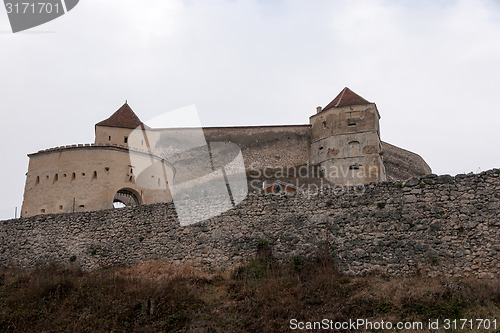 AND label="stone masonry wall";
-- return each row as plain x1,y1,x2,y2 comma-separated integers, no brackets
1,169,499,278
